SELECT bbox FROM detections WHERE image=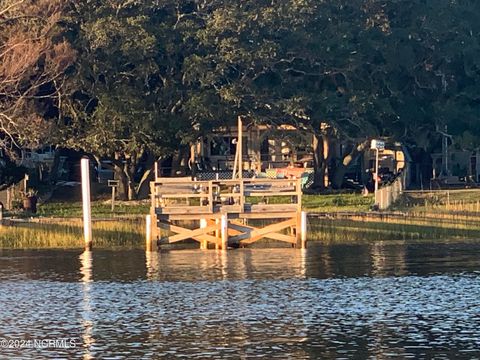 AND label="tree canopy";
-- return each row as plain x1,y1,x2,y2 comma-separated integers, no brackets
0,0,74,155
2,0,480,192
